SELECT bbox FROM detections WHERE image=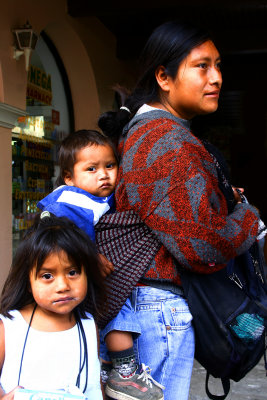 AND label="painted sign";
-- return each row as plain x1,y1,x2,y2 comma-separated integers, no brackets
27,65,52,106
